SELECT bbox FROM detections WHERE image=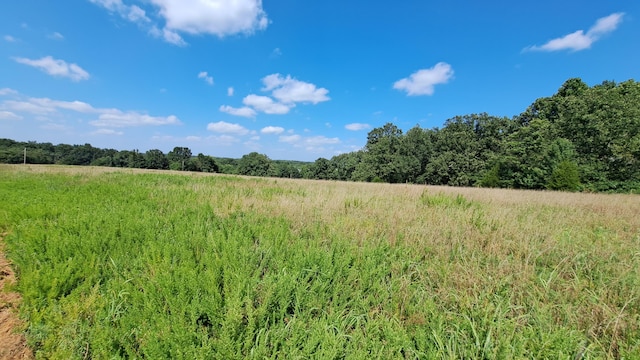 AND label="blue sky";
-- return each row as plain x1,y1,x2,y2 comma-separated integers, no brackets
1,1,638,161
